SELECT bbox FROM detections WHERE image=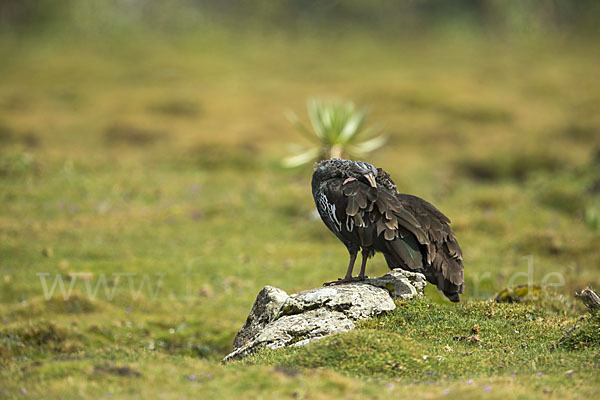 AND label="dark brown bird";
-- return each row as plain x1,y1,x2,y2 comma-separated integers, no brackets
311,159,464,302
